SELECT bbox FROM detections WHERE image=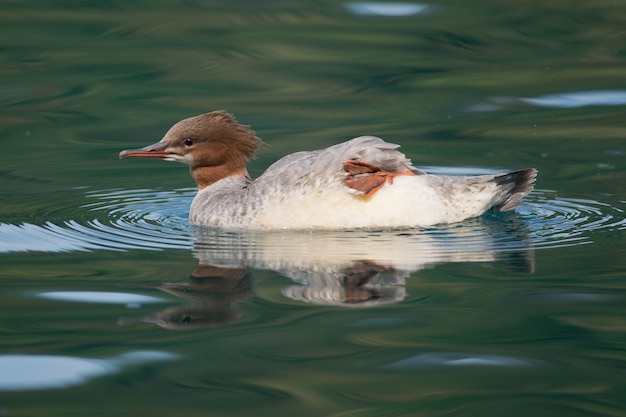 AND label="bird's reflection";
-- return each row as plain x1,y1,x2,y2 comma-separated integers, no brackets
120,265,254,330
124,214,534,329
